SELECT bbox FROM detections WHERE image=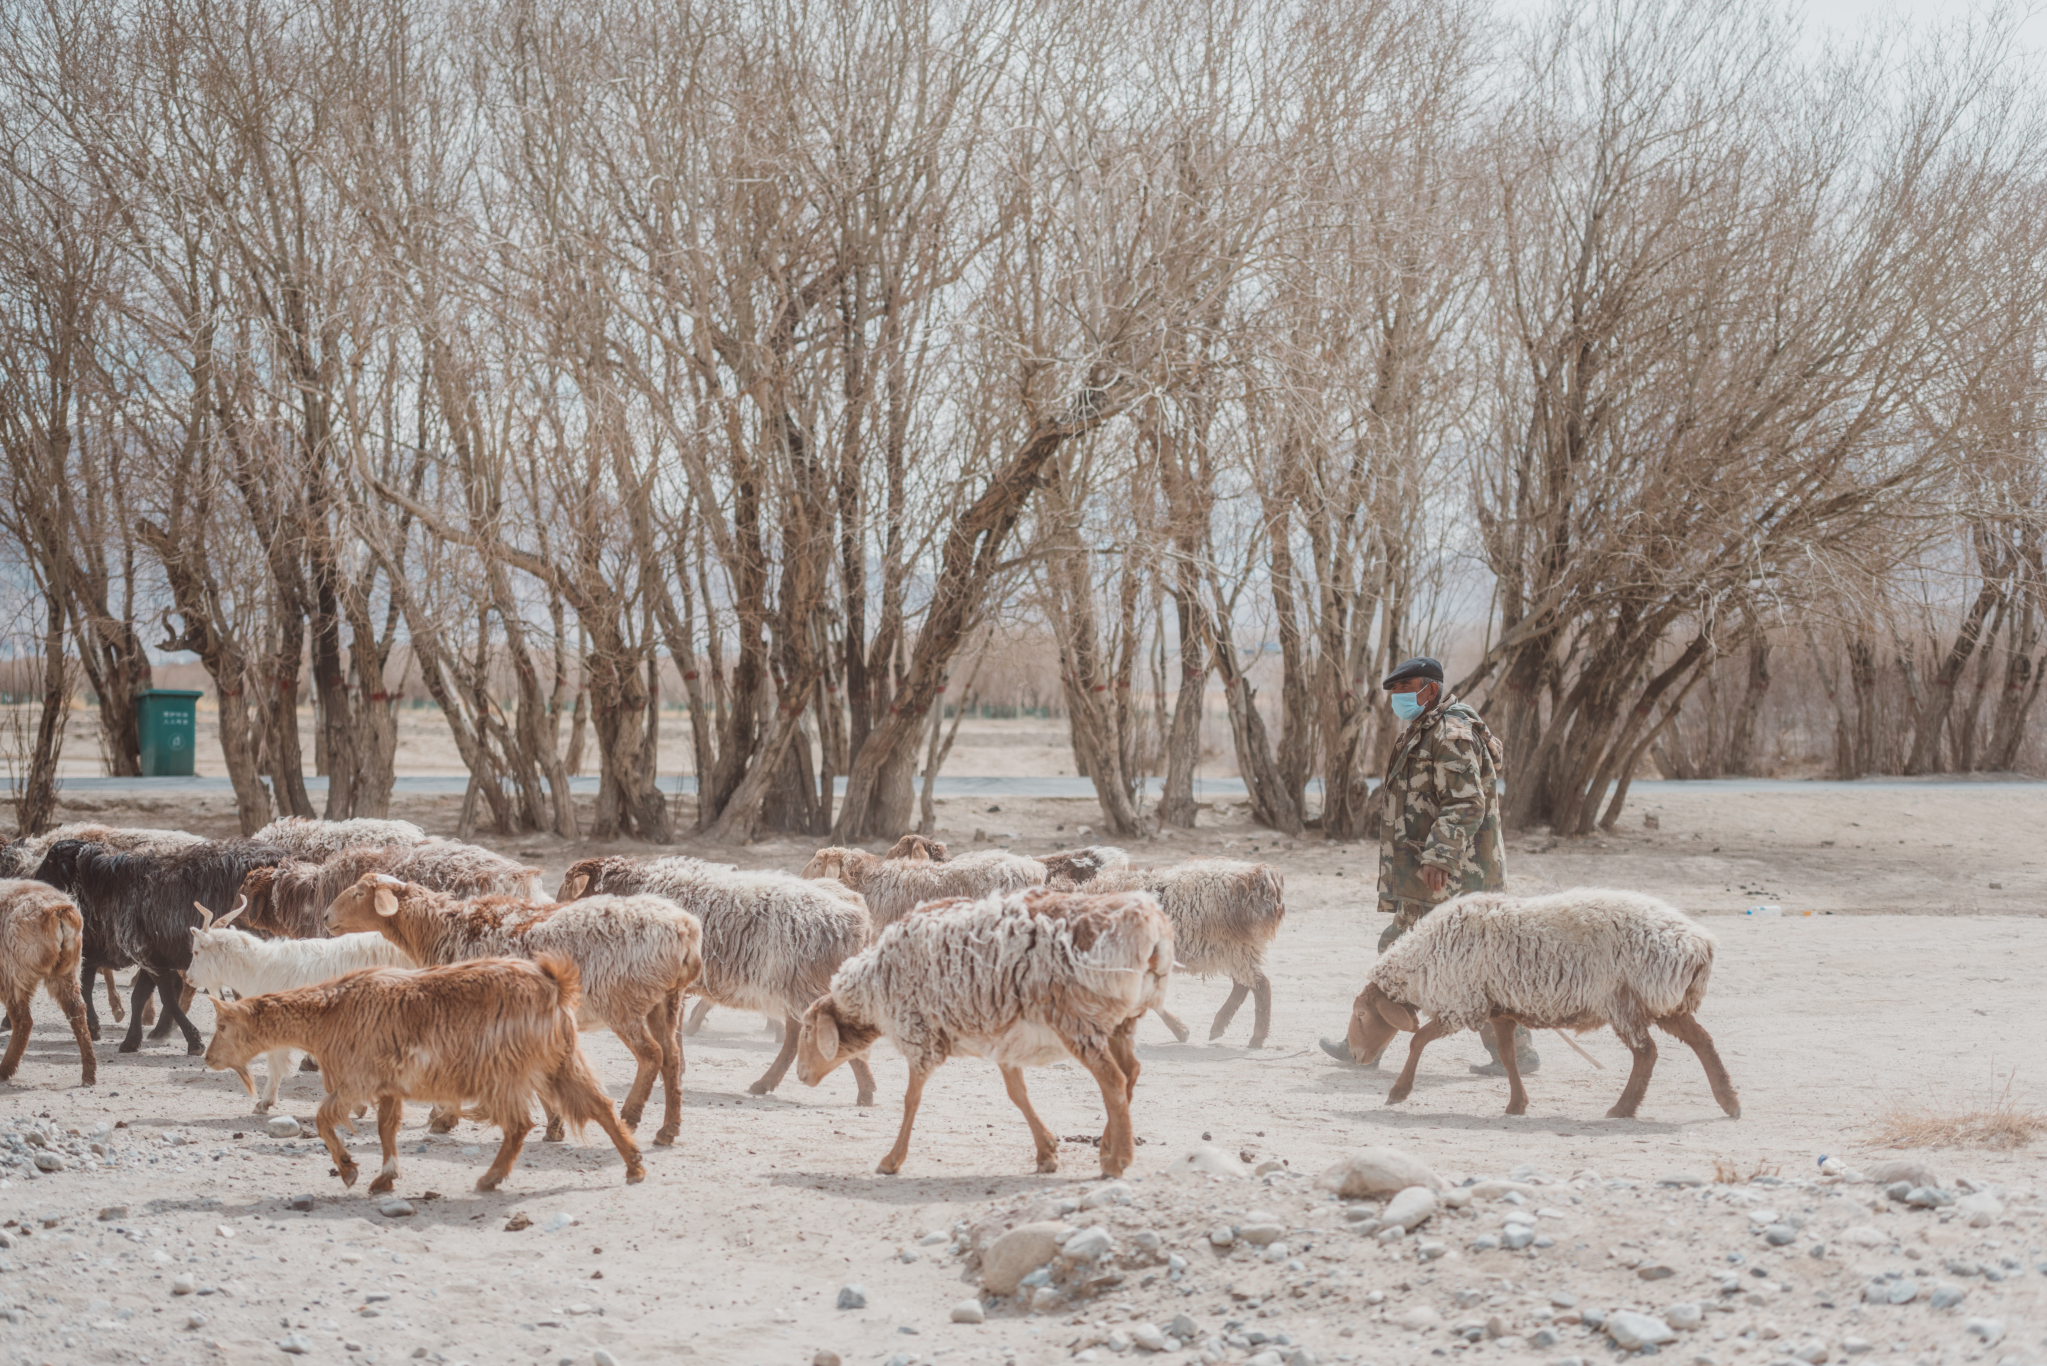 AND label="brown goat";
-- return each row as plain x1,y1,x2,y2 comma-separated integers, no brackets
206,955,642,1193
237,842,541,940
326,875,701,1145
0,879,95,1086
